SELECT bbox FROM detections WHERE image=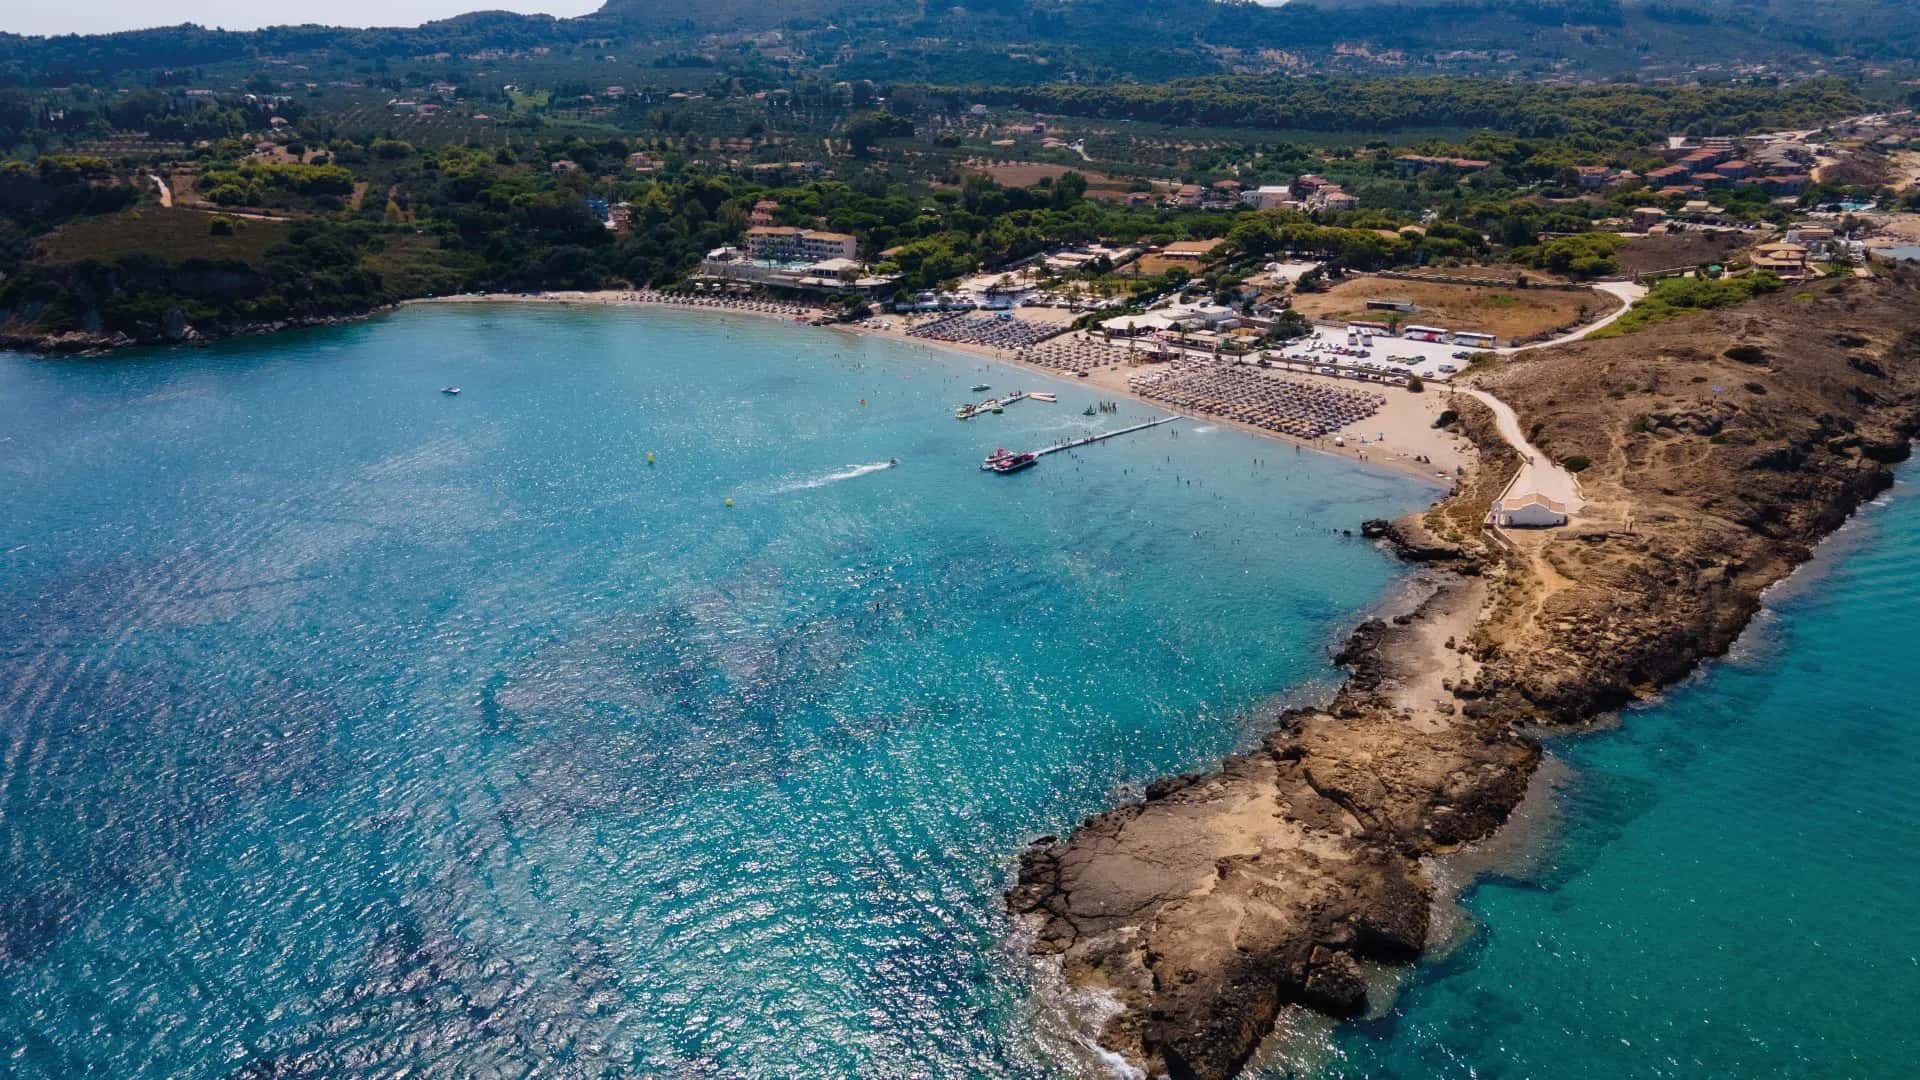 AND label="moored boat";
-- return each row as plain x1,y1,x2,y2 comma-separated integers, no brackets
1031,392,1056,403
971,383,991,392
988,451,1037,474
